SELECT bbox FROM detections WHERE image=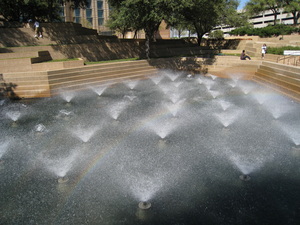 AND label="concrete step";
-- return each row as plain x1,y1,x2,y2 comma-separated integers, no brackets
253,75,300,102
47,60,151,77
253,62,300,101
0,51,39,59
0,58,32,73
264,54,279,62
261,61,300,74
255,70,300,91
259,65,300,80
49,66,157,86
31,59,84,71
50,69,158,95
